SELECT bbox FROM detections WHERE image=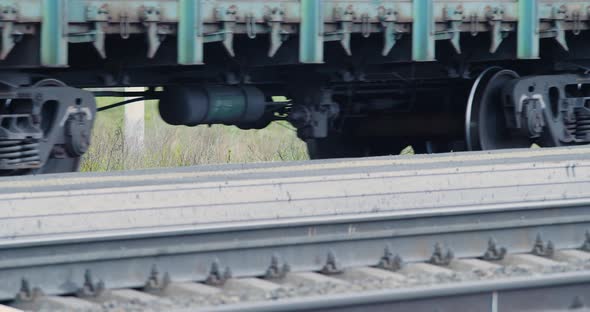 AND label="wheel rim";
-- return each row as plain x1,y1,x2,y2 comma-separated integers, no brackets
37,79,81,173
466,68,531,151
